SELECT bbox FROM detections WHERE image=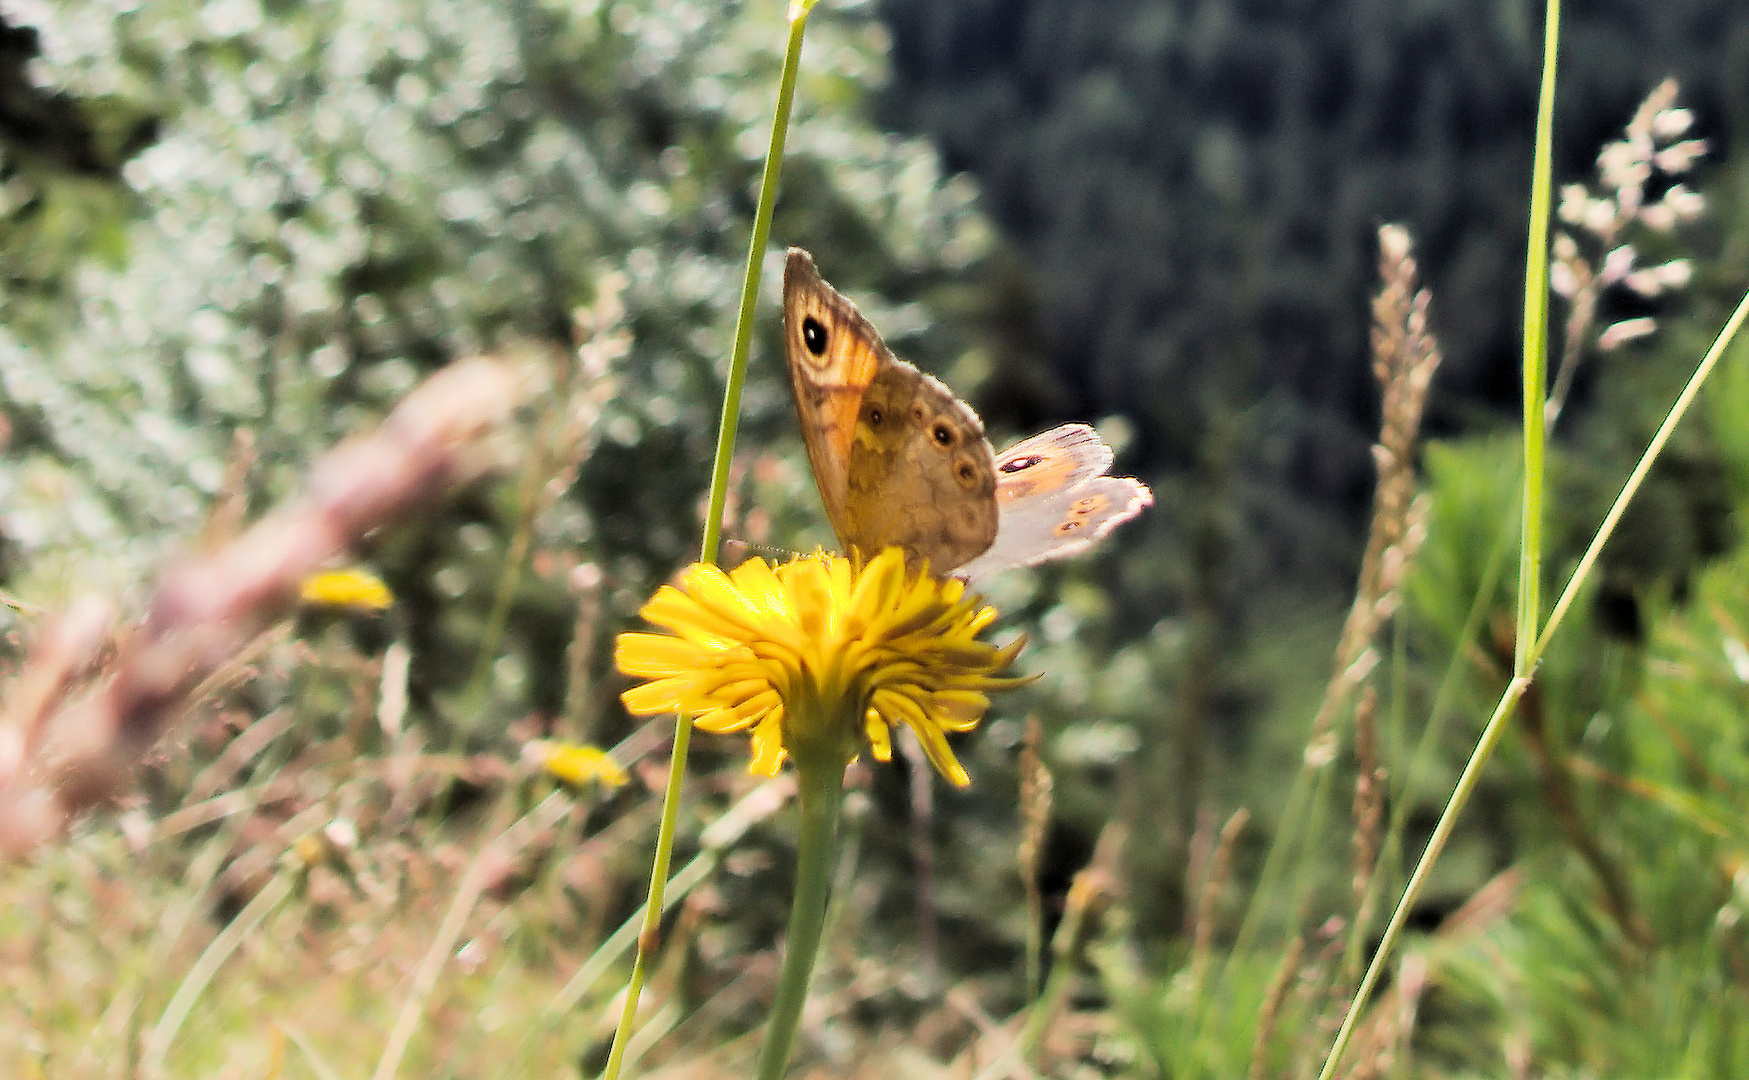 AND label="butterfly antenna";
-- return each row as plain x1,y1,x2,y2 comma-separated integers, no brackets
718,539,801,566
